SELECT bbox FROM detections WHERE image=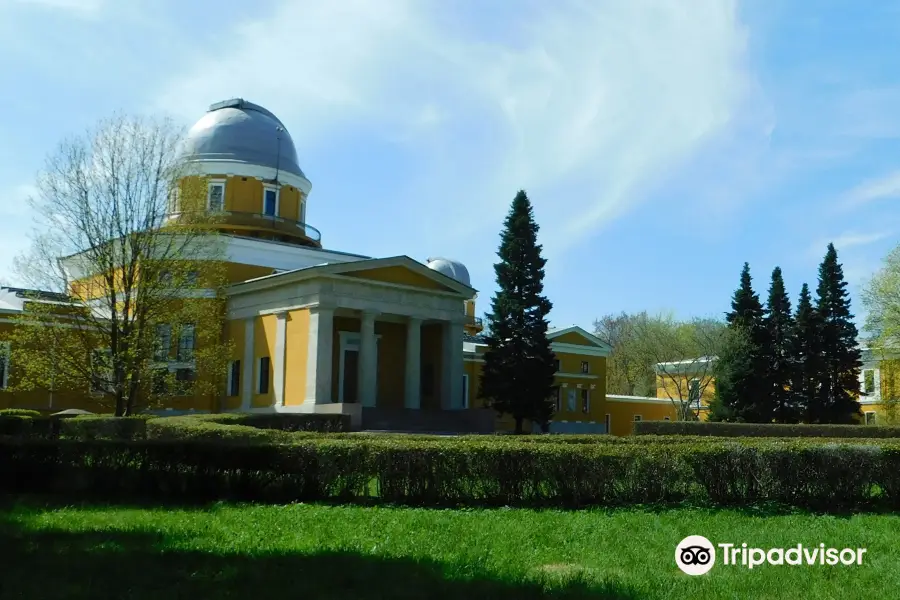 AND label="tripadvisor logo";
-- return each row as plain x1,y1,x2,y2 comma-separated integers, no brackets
675,536,867,575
